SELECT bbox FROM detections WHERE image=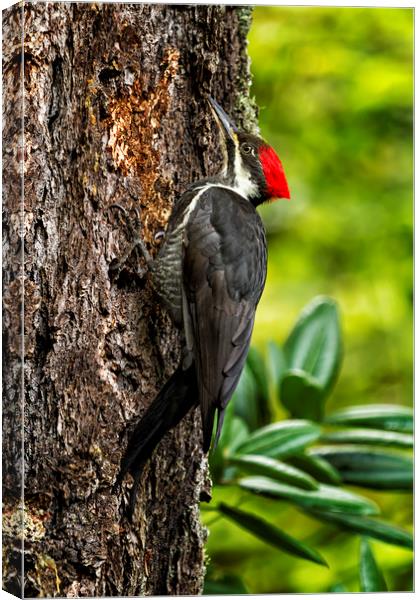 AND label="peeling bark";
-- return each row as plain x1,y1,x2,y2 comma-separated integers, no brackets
2,2,254,596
